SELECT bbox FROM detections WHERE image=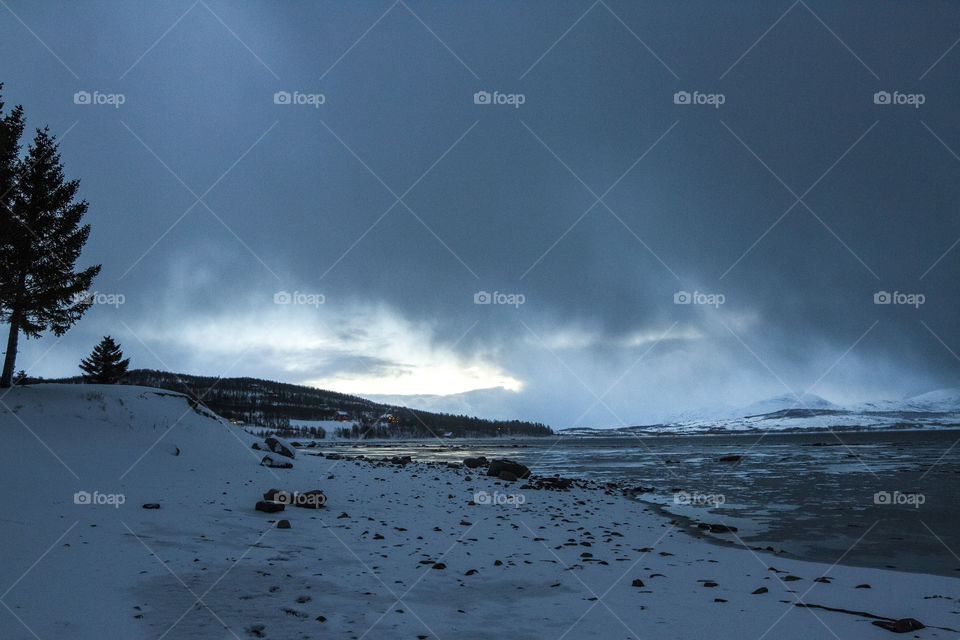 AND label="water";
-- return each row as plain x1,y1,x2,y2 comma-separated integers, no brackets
307,429,960,577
